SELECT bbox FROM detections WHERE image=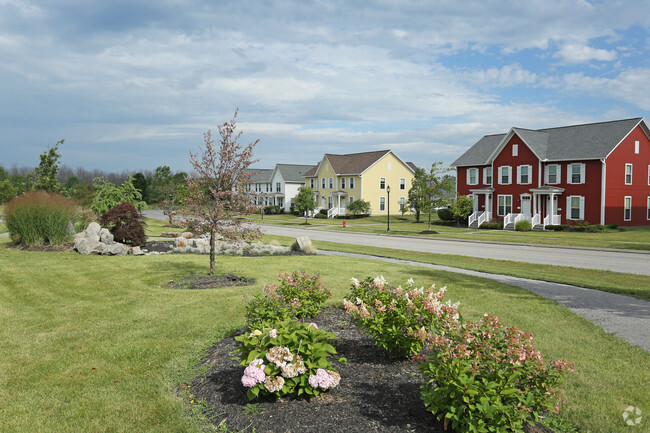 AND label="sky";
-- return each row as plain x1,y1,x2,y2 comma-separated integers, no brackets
2,0,650,174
